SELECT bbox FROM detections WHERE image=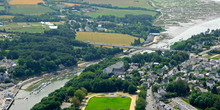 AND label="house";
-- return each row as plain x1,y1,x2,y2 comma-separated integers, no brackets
49,26,58,29
172,98,197,110
158,86,167,97
0,22,3,27
159,101,173,110
103,61,125,75
206,80,215,89
216,73,220,78
85,26,93,32
141,82,150,88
